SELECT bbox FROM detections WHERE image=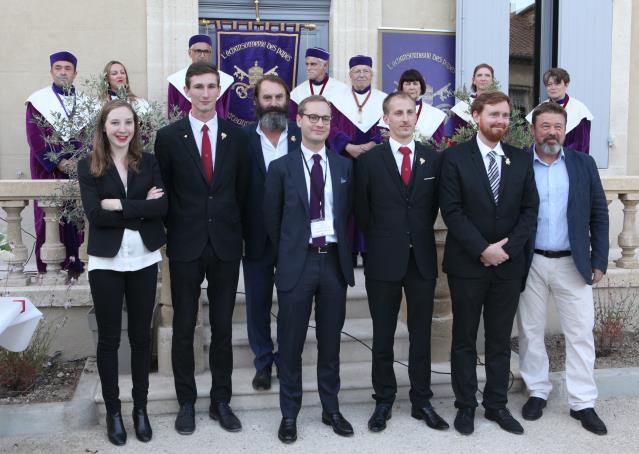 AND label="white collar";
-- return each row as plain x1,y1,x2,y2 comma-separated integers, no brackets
389,137,415,154
189,112,217,132
476,135,505,158
301,143,327,163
